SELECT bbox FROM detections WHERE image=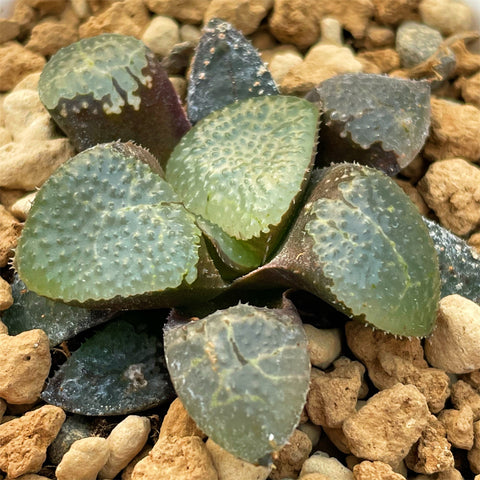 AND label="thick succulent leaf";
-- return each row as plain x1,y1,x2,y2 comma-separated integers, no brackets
187,18,279,124
306,73,430,175
42,314,174,415
1,275,111,346
38,33,190,168
166,96,319,272
164,303,310,464
239,164,440,337
15,142,226,308
424,218,480,303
